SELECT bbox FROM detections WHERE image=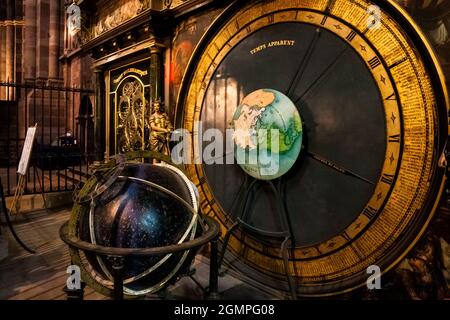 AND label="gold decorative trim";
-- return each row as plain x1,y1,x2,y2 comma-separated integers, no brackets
0,20,25,27
113,68,148,84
